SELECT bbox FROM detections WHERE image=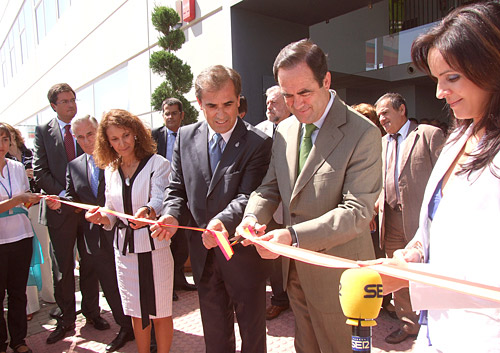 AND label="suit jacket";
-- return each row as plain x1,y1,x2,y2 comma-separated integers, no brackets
151,126,168,159
163,118,273,284
255,119,275,138
65,154,112,254
246,95,382,312
34,117,83,228
378,122,444,248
